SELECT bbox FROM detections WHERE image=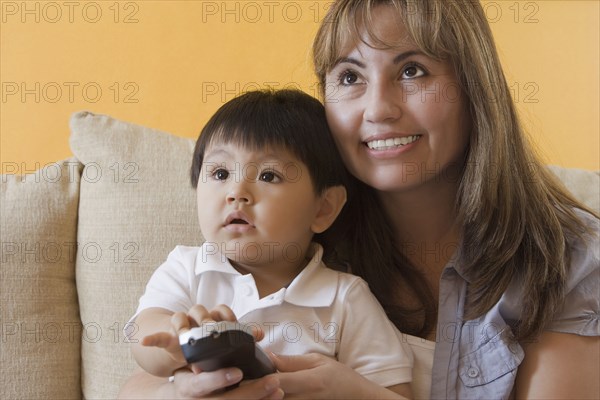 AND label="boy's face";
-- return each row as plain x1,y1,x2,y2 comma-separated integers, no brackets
196,141,323,272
